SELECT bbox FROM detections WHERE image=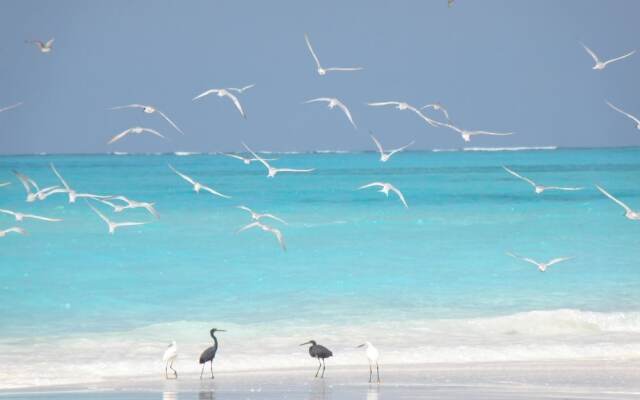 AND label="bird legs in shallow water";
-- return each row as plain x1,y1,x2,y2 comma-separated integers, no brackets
314,358,327,378
368,362,380,383
200,362,215,379
165,360,178,379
